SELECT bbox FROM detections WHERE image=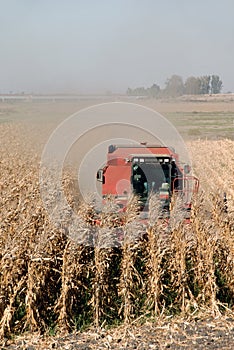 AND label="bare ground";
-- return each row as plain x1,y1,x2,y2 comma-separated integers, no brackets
2,316,234,349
